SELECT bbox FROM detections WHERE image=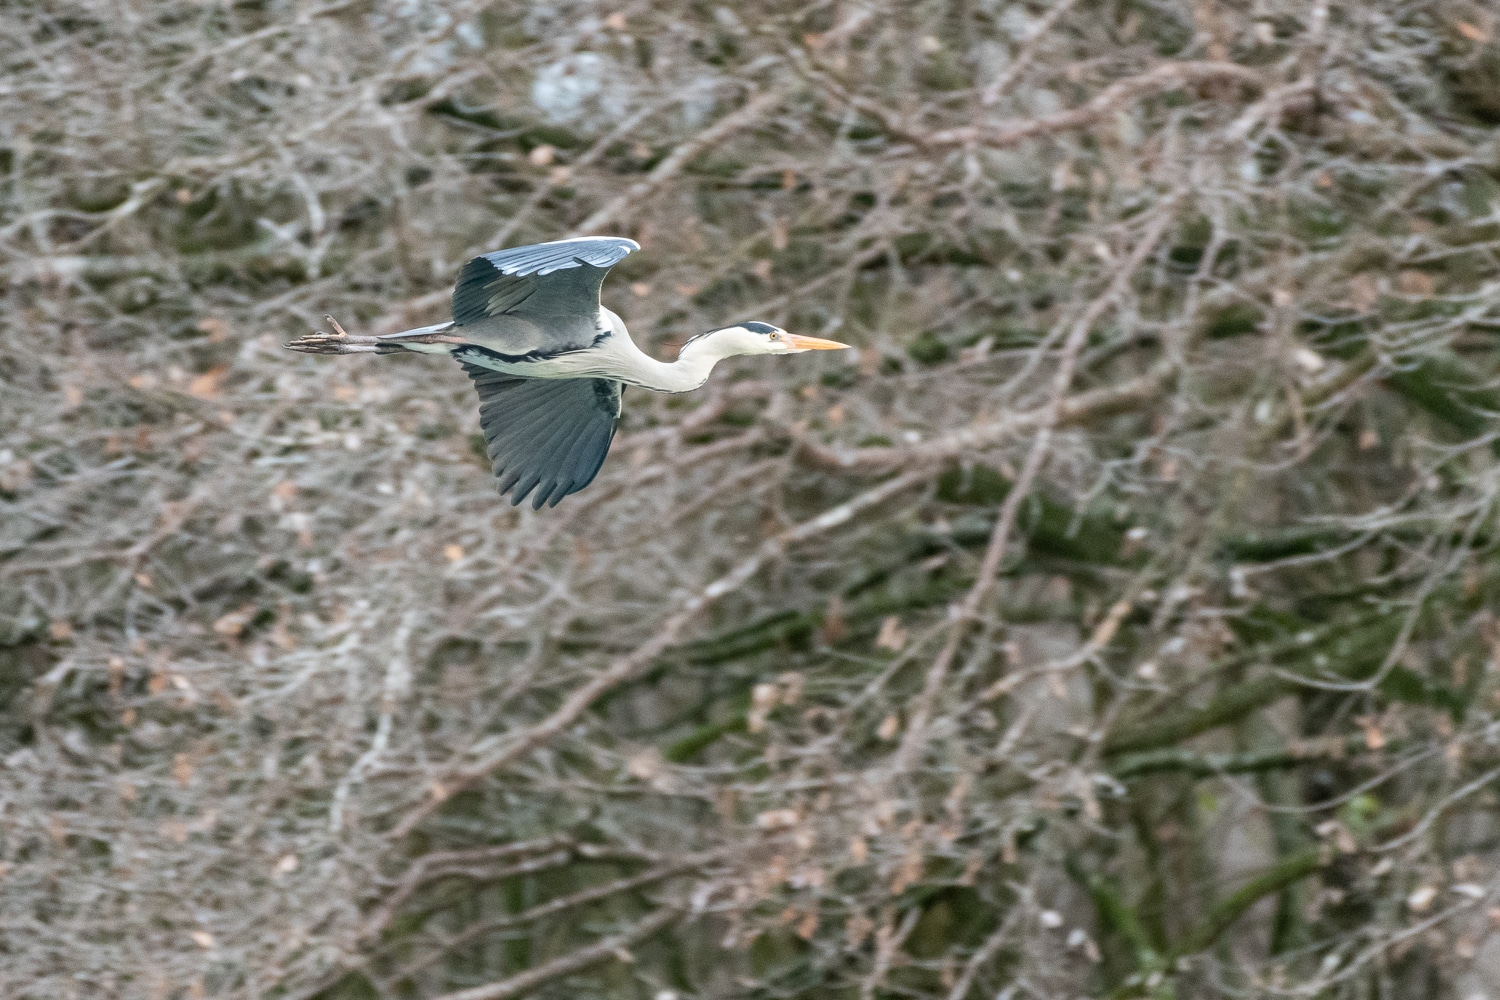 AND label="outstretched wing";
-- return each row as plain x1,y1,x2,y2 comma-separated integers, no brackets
460,362,623,509
450,237,639,354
